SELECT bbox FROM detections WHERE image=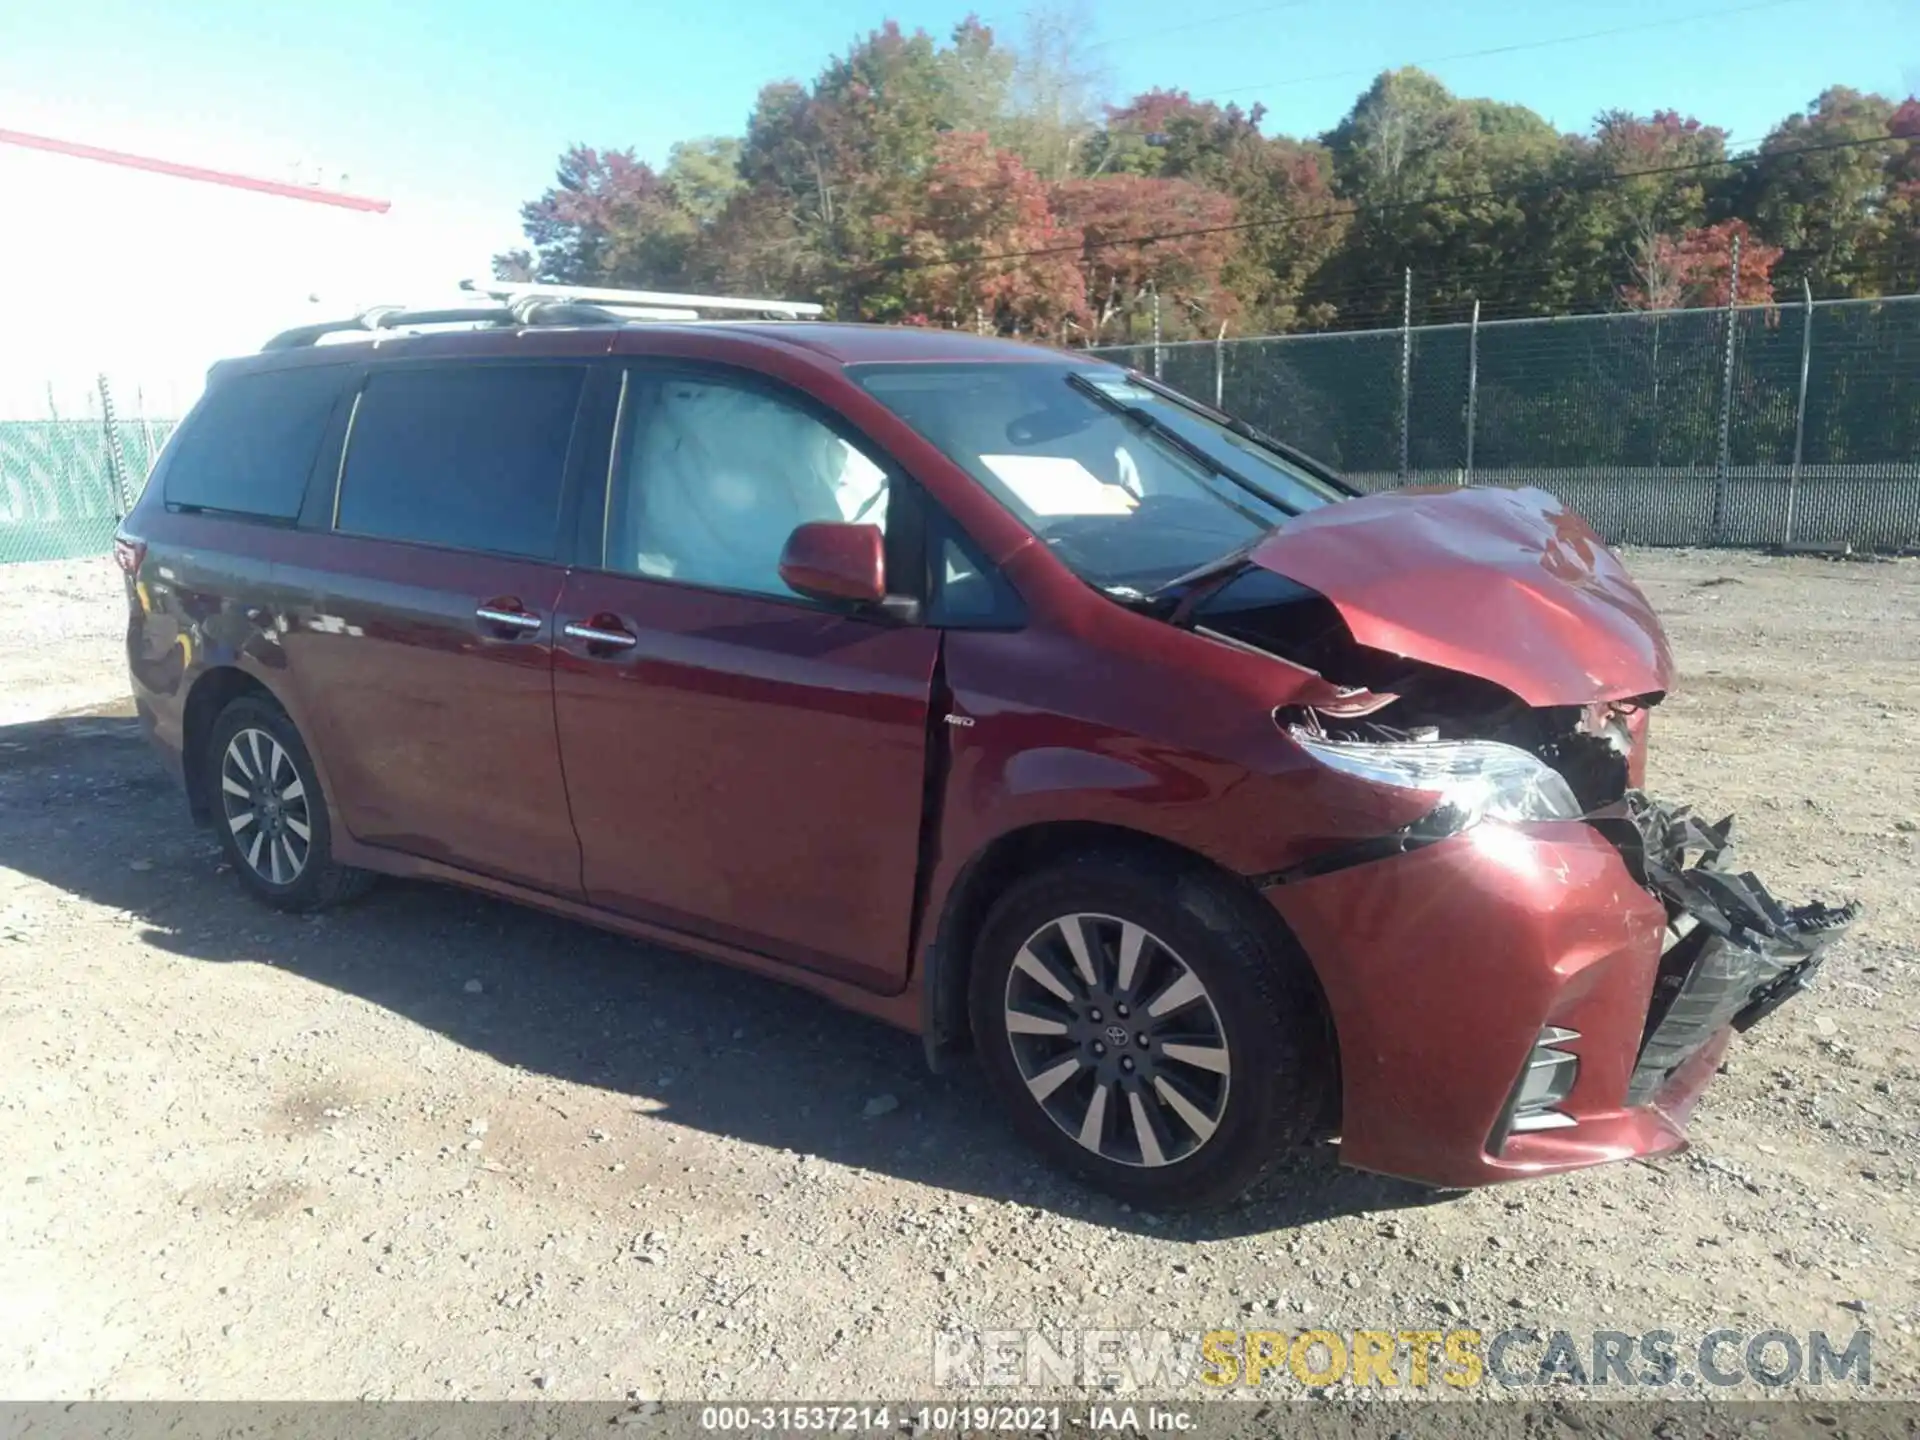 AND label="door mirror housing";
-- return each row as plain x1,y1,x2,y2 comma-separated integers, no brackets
779,521,887,607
